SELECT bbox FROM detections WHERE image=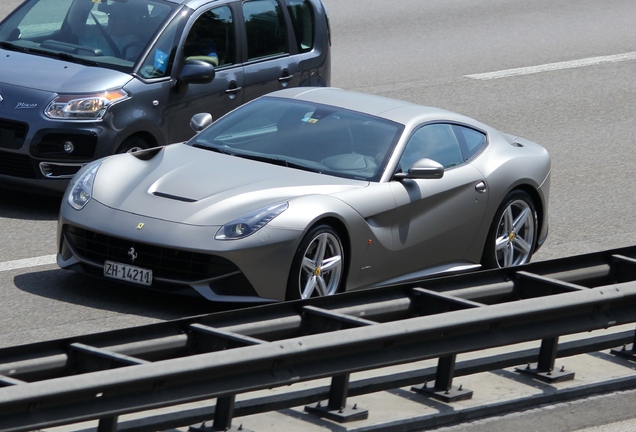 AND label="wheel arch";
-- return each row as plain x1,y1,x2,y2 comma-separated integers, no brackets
116,130,160,153
306,216,352,280
510,183,545,249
